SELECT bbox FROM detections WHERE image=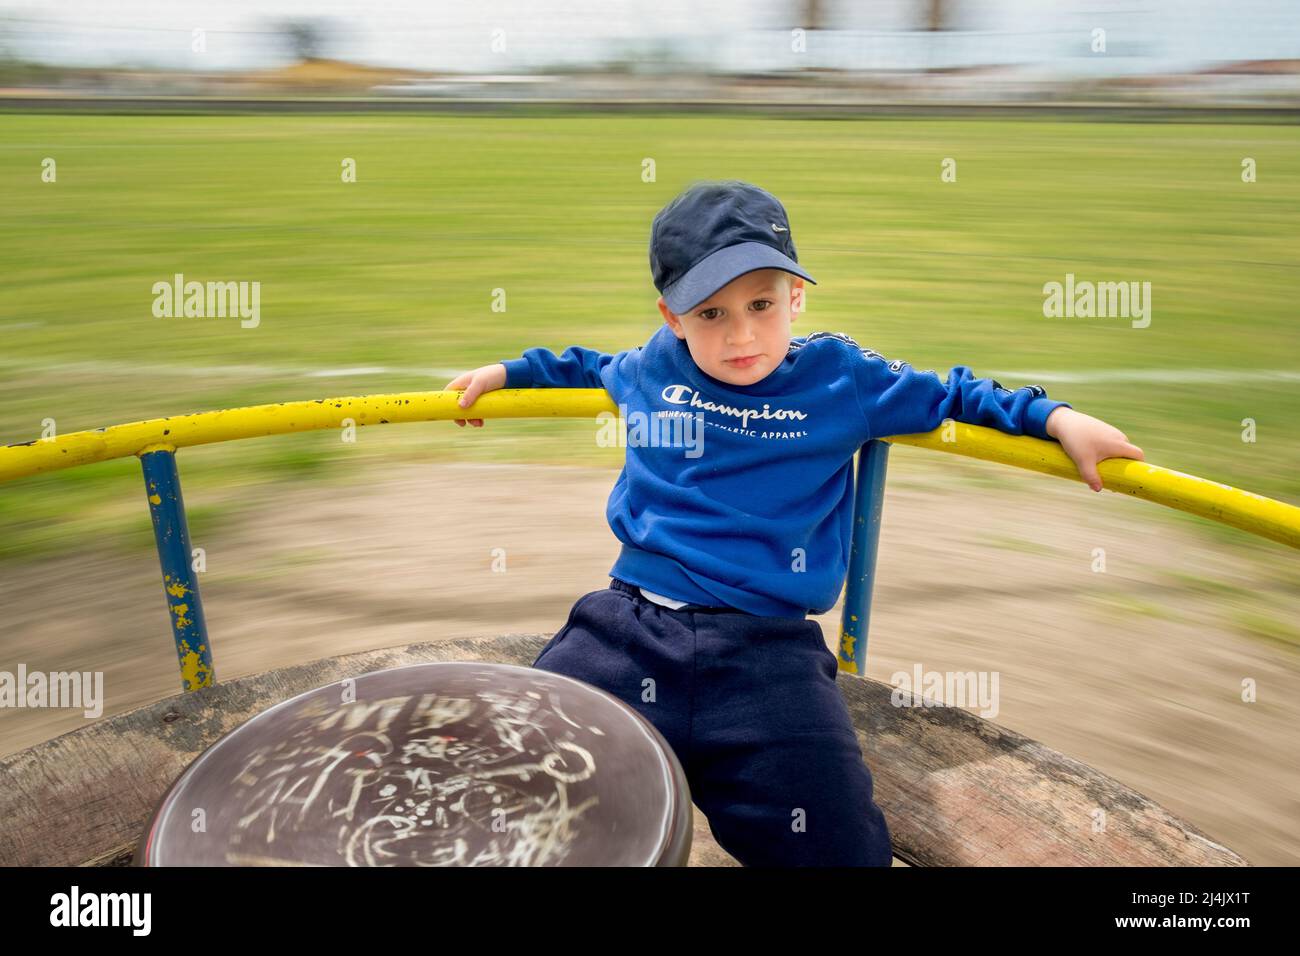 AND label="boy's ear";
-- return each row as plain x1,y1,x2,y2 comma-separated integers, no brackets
657,296,686,339
789,277,806,316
